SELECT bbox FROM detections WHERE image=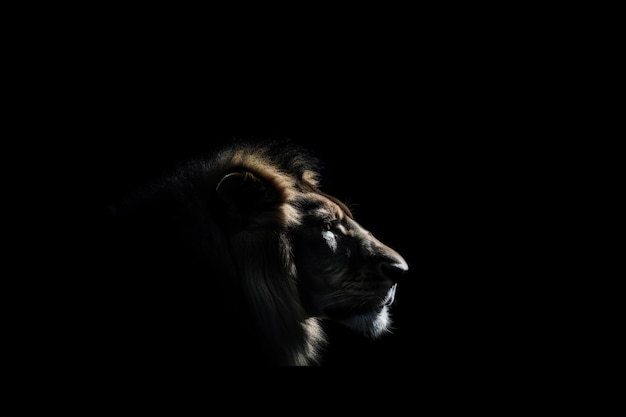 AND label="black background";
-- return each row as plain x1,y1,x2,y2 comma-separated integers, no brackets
3,11,624,414
72,74,620,376
89,106,429,367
